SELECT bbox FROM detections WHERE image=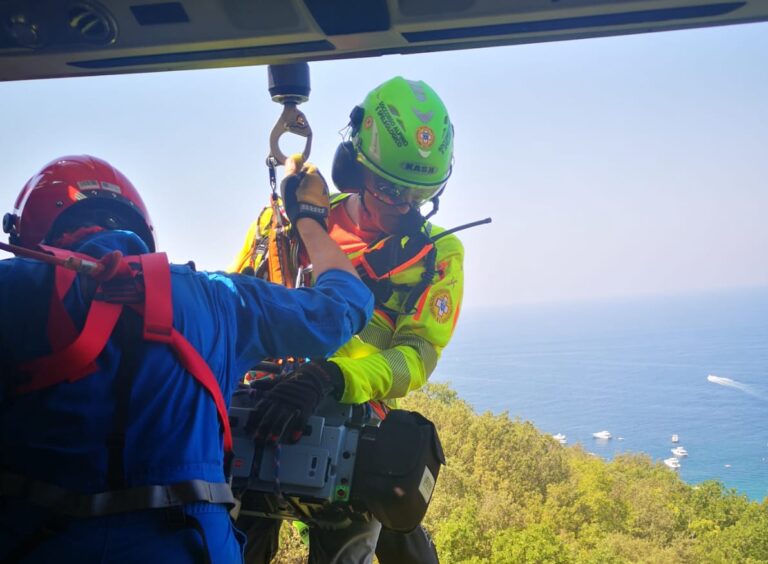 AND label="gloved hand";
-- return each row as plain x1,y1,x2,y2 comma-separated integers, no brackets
280,154,330,229
250,360,344,445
